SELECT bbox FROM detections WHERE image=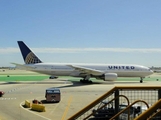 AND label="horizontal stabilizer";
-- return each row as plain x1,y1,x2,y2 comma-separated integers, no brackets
11,63,34,70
